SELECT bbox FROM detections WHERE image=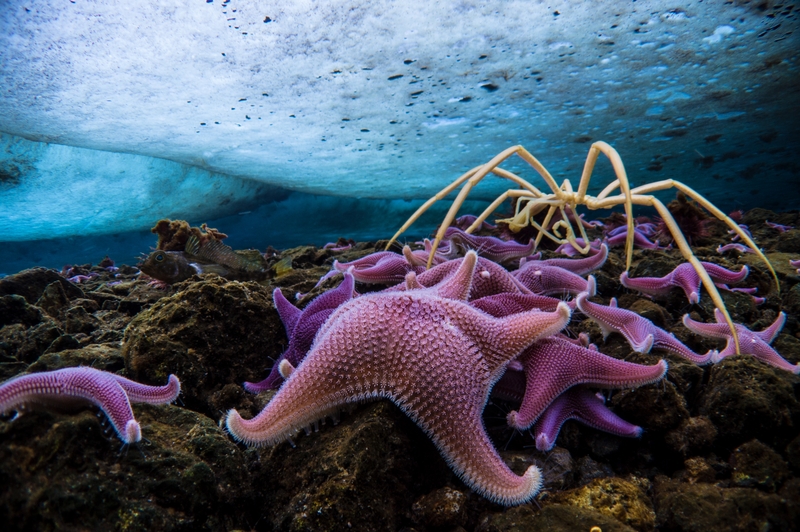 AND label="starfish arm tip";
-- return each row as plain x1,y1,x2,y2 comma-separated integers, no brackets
123,420,142,444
